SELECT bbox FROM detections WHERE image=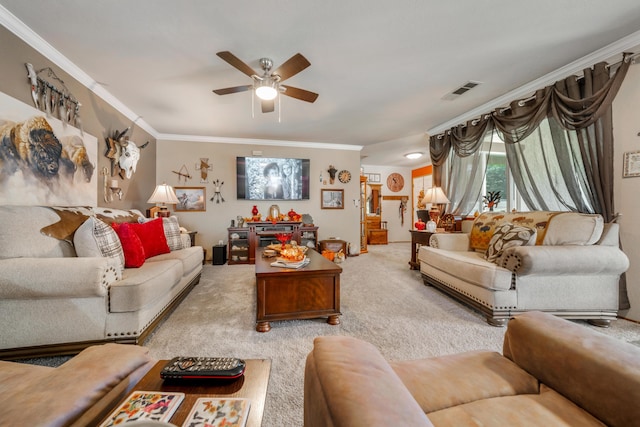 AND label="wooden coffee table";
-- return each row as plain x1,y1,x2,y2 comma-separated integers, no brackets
255,248,342,332
100,359,270,426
